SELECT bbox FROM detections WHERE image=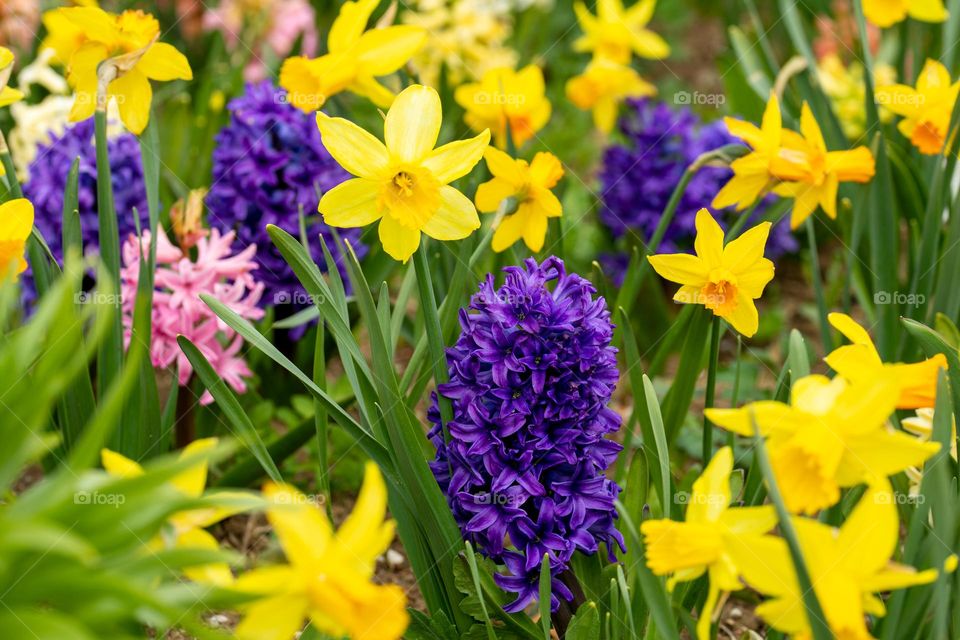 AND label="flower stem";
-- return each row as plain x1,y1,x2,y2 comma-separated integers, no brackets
313,320,333,519
413,241,453,443
805,217,833,352
702,315,721,464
